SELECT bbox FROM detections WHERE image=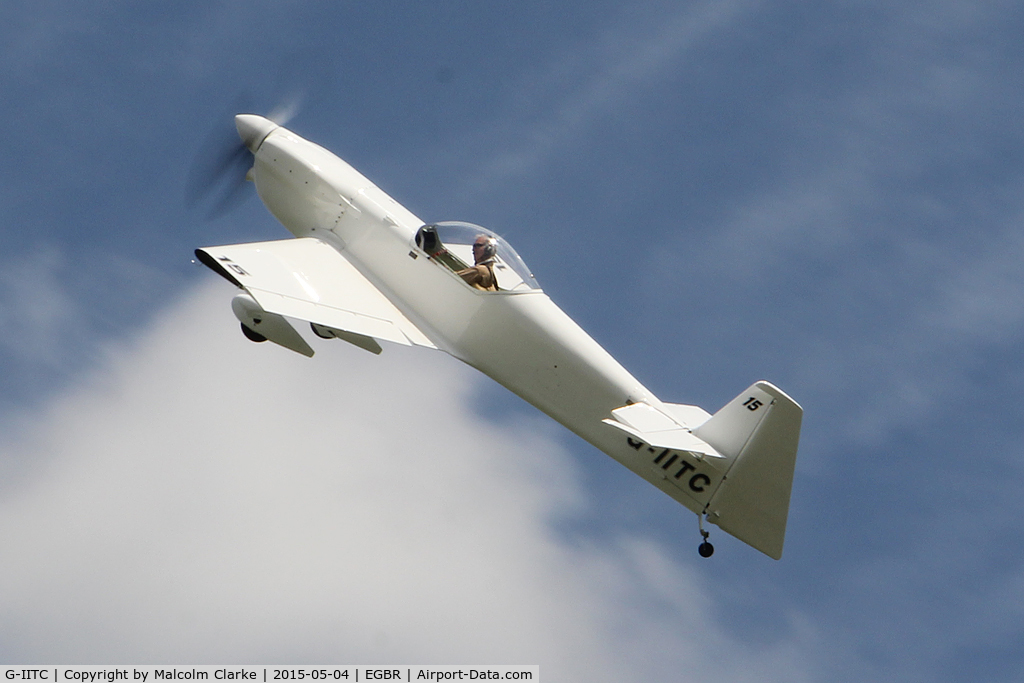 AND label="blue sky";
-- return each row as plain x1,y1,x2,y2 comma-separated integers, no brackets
1,1,1023,680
